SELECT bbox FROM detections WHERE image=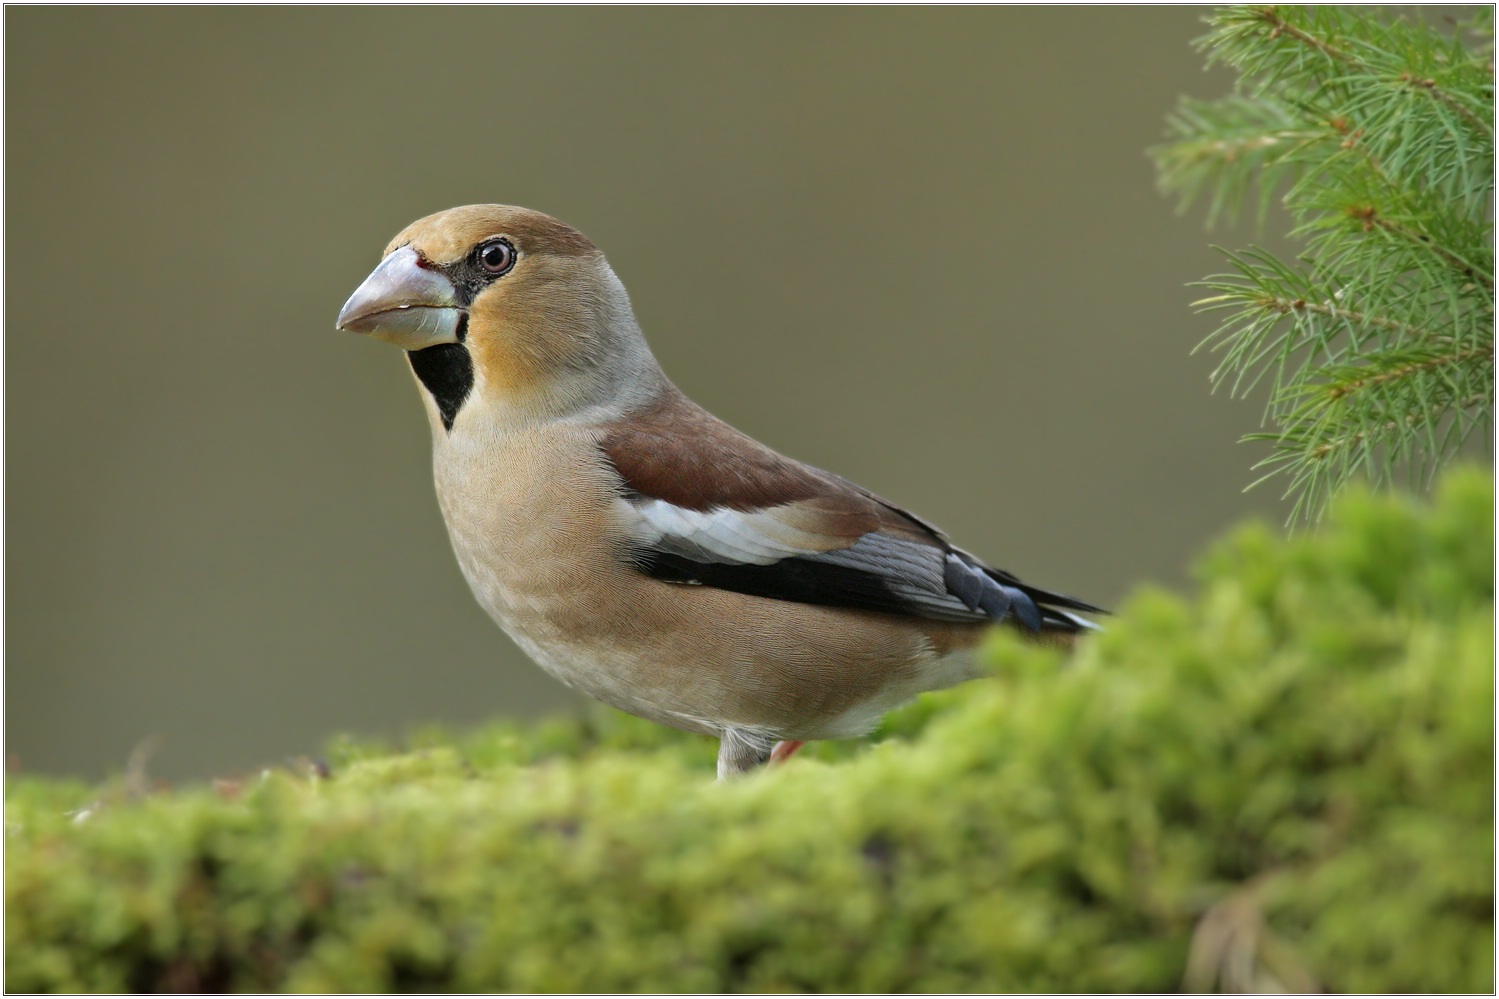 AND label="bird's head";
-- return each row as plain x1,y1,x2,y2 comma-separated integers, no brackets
337,204,661,428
